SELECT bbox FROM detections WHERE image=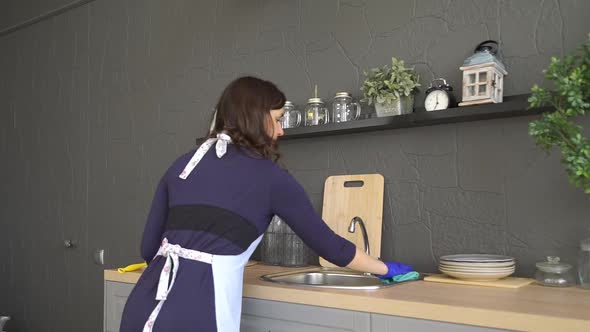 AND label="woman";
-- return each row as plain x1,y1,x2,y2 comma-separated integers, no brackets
119,76,413,332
